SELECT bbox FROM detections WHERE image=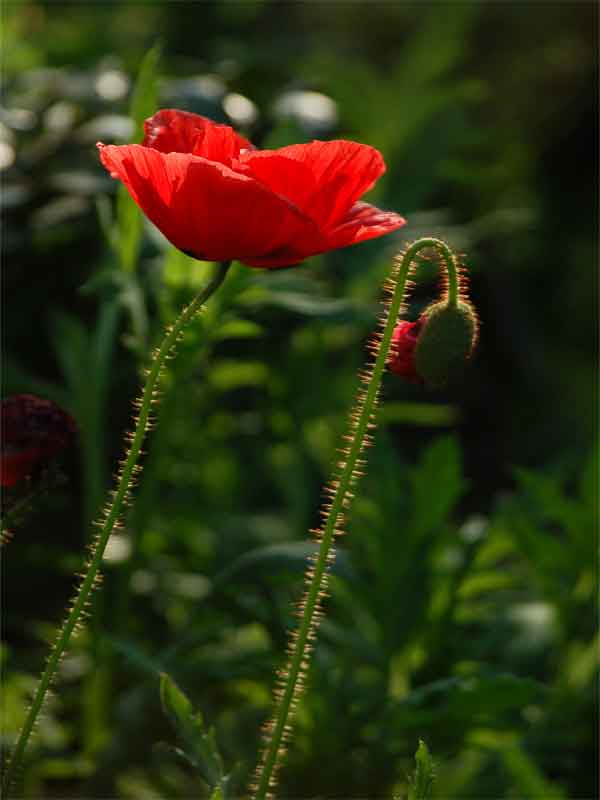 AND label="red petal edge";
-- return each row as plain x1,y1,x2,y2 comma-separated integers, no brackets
239,140,386,229
143,109,253,165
